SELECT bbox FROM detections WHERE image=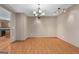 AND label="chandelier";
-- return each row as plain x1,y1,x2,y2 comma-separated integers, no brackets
33,4,45,19
55,8,66,14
